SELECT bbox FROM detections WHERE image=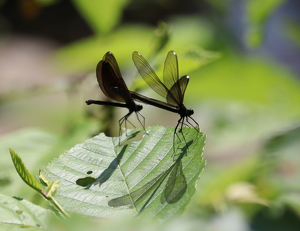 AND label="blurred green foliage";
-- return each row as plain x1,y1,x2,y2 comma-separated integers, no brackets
1,0,300,230
287,20,300,48
72,0,130,34
246,0,285,47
